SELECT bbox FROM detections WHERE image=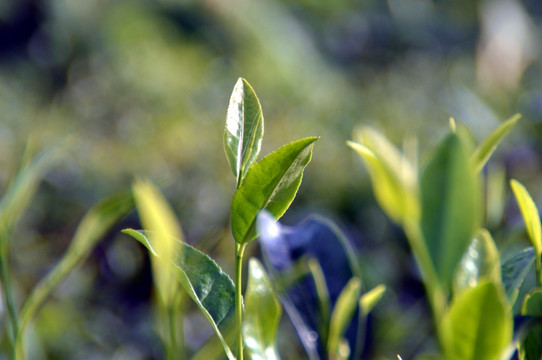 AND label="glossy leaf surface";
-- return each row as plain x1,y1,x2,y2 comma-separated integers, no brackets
471,114,520,173
348,127,419,224
224,78,264,185
501,247,535,305
510,179,542,260
420,132,480,289
122,229,236,360
327,277,361,358
243,259,282,360
519,289,542,360
453,229,501,296
441,281,512,360
231,137,317,244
